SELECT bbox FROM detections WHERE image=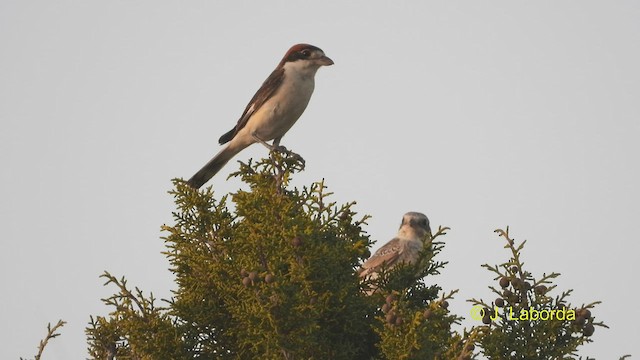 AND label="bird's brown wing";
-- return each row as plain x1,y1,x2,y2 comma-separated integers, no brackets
218,67,285,145
359,238,402,277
